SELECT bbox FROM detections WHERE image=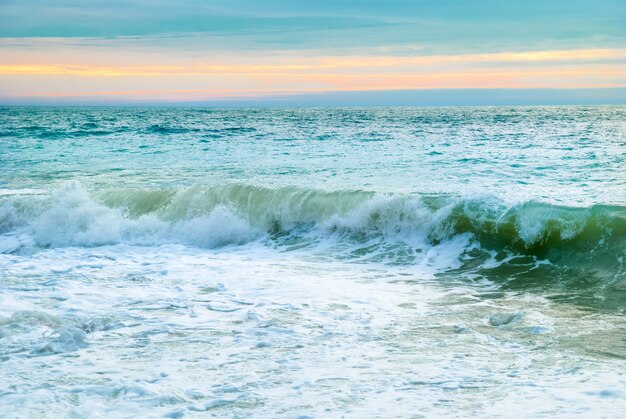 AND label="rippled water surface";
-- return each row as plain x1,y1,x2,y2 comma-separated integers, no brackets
1,106,625,417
